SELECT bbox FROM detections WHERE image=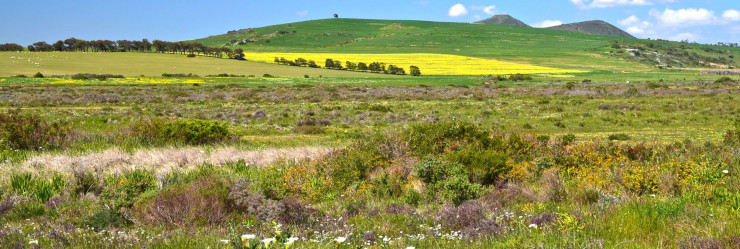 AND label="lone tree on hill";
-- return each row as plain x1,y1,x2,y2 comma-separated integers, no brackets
334,14,339,18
